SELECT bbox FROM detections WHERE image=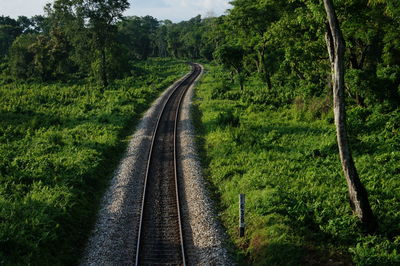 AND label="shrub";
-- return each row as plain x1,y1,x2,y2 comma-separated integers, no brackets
350,236,400,266
216,108,240,128
211,81,231,99
0,58,187,265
